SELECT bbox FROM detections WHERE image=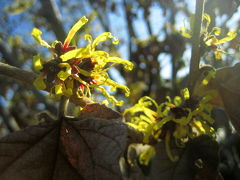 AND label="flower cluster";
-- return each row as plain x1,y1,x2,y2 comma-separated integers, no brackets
180,13,236,59
32,16,133,106
124,88,216,163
